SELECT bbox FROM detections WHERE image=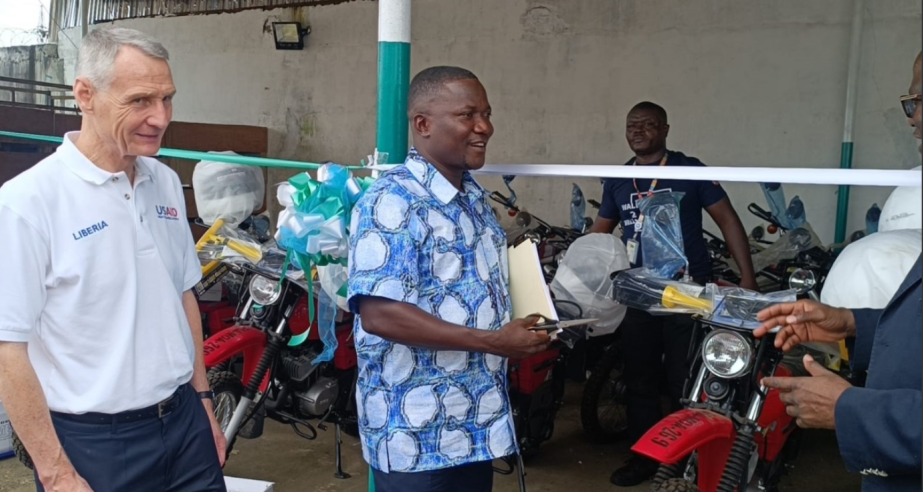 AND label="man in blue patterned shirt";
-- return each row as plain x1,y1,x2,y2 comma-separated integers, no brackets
347,66,551,492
